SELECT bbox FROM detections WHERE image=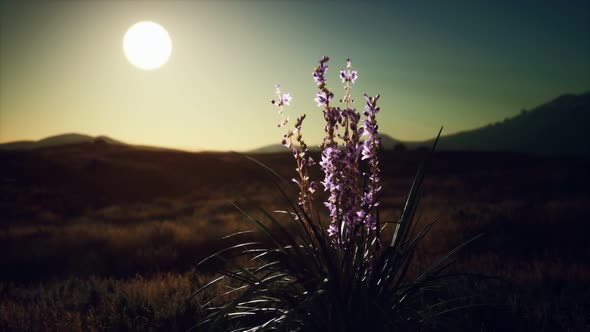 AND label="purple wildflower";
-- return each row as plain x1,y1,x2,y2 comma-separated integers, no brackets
320,142,342,232
314,58,342,241
271,85,292,107
339,59,358,84
273,57,383,246
339,107,364,240
273,85,315,212
320,154,341,226
272,85,291,128
315,91,334,107
361,94,380,160
313,56,330,88
281,93,292,106
330,59,365,241
360,94,382,230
